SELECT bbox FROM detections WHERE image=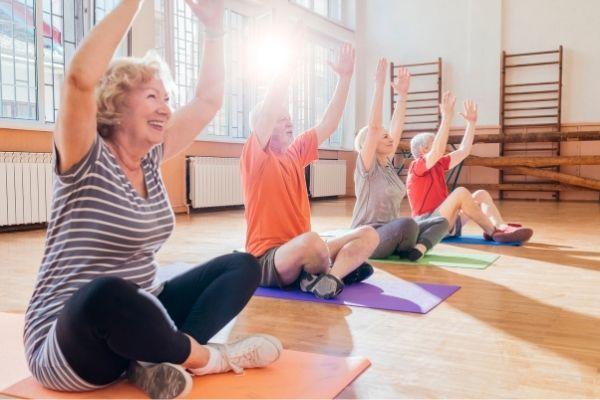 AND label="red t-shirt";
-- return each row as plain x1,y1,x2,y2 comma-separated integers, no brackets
240,130,318,257
406,155,451,217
